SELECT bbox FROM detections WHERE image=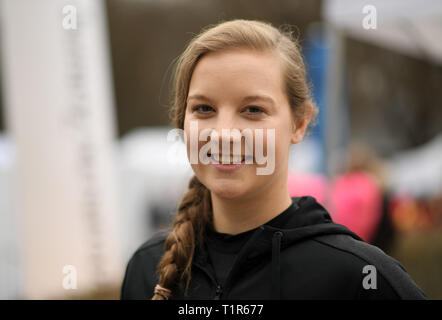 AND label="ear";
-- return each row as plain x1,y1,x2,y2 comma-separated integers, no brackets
290,101,314,144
